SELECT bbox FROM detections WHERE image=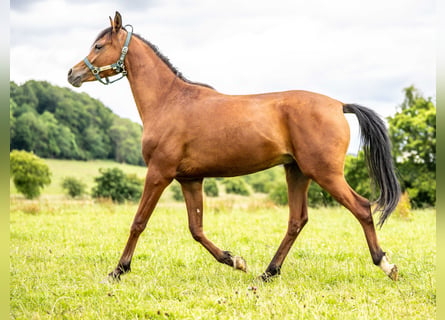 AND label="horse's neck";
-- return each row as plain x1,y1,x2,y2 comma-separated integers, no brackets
125,39,182,123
